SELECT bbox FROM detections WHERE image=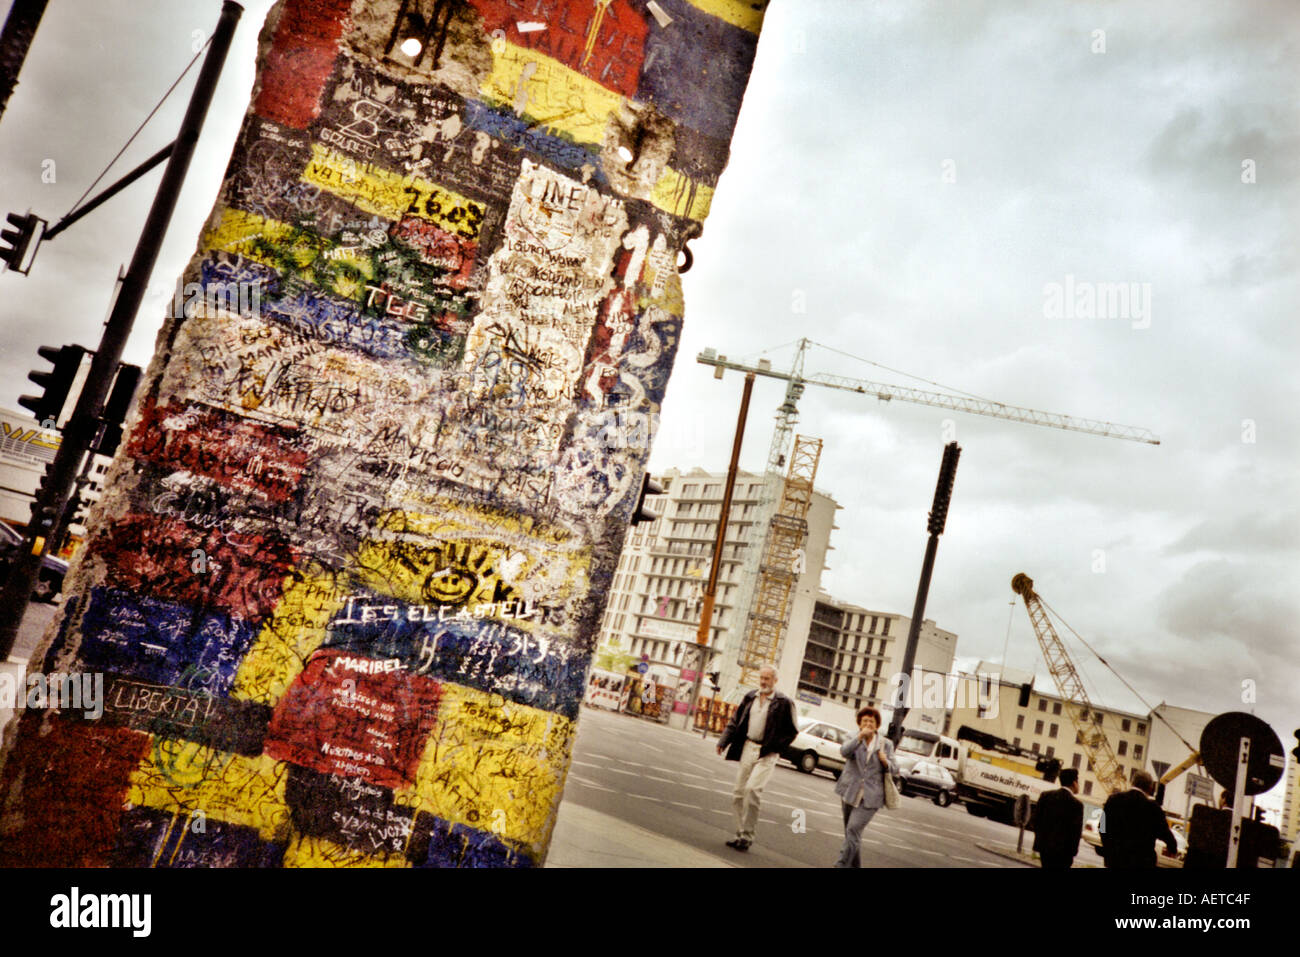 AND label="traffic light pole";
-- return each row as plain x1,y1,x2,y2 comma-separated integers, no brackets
888,442,960,746
0,1,242,660
685,371,755,733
